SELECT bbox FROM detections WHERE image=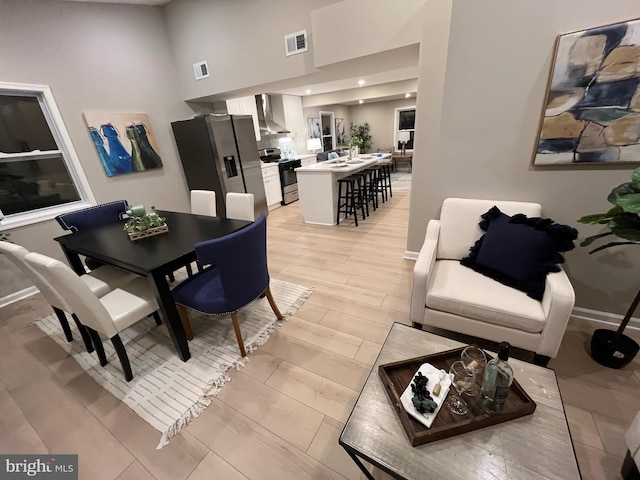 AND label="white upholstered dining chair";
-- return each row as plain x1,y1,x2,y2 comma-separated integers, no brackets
0,241,136,352
190,189,217,217
25,251,161,382
226,192,255,221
